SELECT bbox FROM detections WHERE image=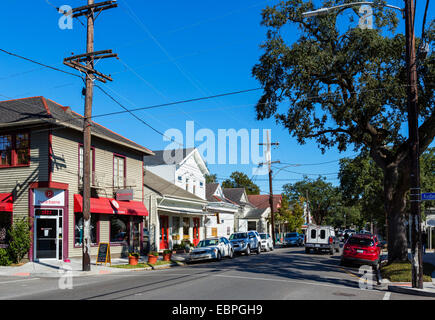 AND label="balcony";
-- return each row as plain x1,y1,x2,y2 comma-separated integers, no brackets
78,172,106,190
